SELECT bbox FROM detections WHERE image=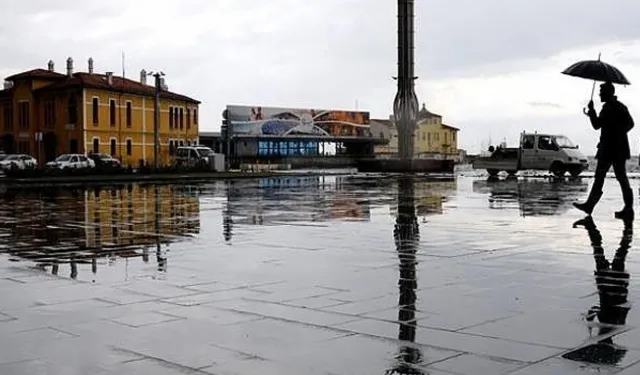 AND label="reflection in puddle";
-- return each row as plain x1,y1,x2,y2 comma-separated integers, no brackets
567,216,633,366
